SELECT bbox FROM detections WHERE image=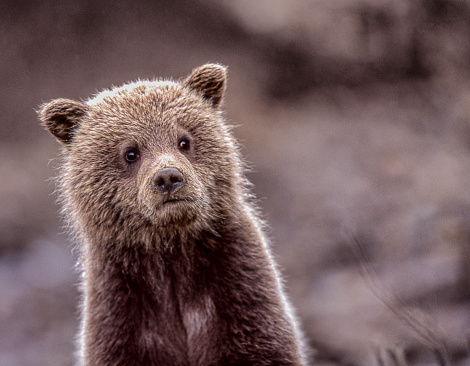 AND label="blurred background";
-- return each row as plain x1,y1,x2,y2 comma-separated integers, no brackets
1,0,470,365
